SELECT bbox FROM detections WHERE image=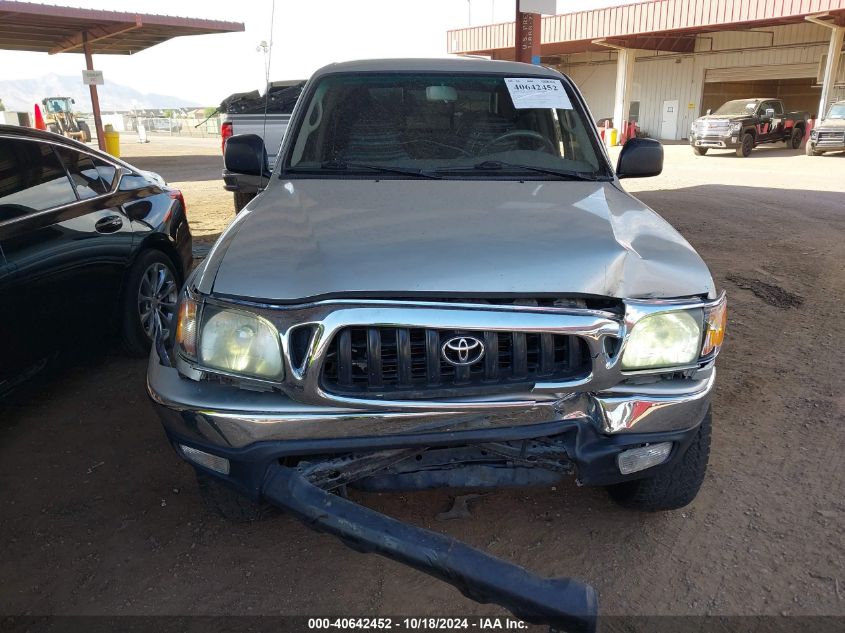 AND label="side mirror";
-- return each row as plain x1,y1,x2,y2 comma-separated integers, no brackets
706,108,712,115
224,133,269,176
616,138,663,179
616,138,663,178
765,108,775,118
